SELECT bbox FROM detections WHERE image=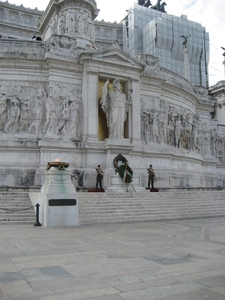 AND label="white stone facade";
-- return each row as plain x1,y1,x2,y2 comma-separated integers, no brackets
0,0,225,189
